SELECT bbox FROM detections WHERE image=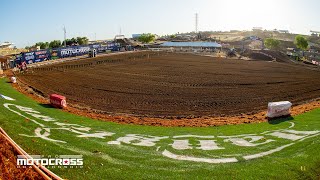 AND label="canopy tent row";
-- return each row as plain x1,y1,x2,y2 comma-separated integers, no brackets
160,41,222,48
